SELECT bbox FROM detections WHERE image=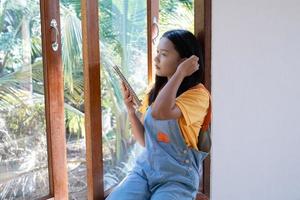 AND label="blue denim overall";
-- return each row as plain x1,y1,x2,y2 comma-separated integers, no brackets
107,106,208,200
